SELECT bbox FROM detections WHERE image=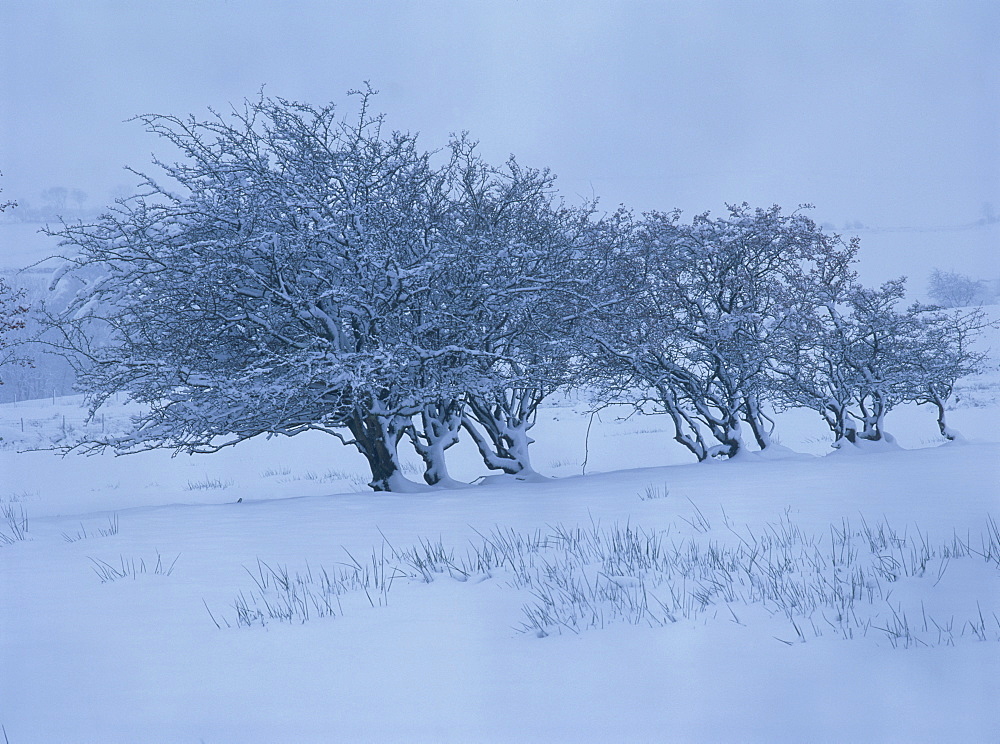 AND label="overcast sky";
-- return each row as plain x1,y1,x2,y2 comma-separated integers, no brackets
1,1,997,281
